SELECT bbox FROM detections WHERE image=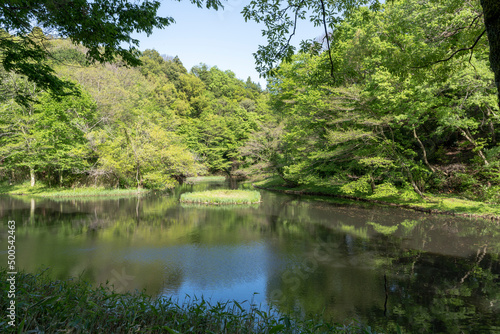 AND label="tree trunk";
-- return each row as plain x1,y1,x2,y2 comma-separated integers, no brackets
459,127,489,165
413,127,435,173
30,167,36,187
480,0,500,108
136,165,142,191
369,175,376,193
